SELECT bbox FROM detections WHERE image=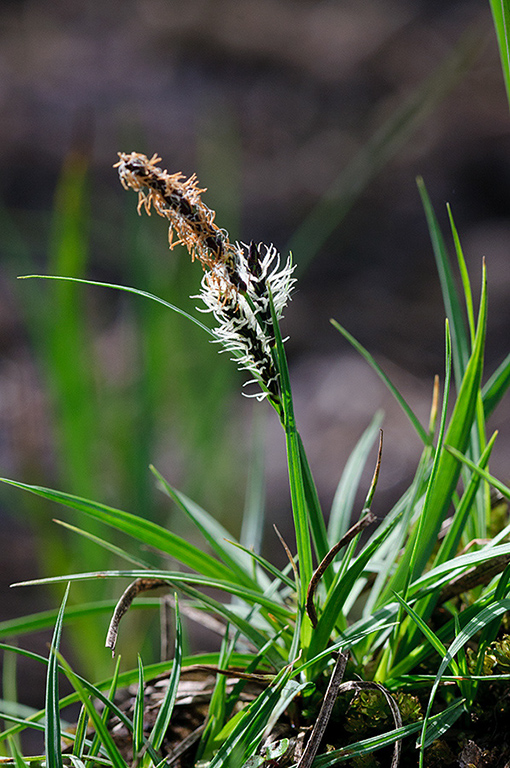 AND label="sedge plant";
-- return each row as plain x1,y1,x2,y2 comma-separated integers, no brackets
0,18,483,688
0,147,509,767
